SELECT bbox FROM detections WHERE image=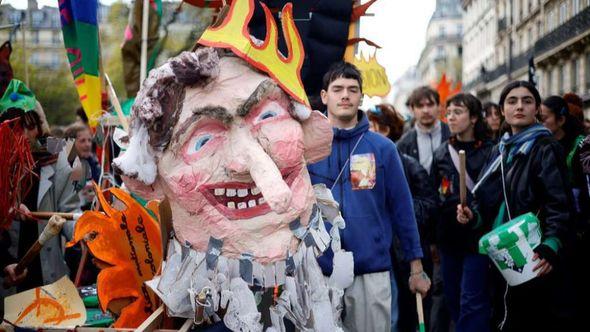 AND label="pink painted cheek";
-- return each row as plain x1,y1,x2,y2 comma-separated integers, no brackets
163,169,209,211
258,121,305,168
